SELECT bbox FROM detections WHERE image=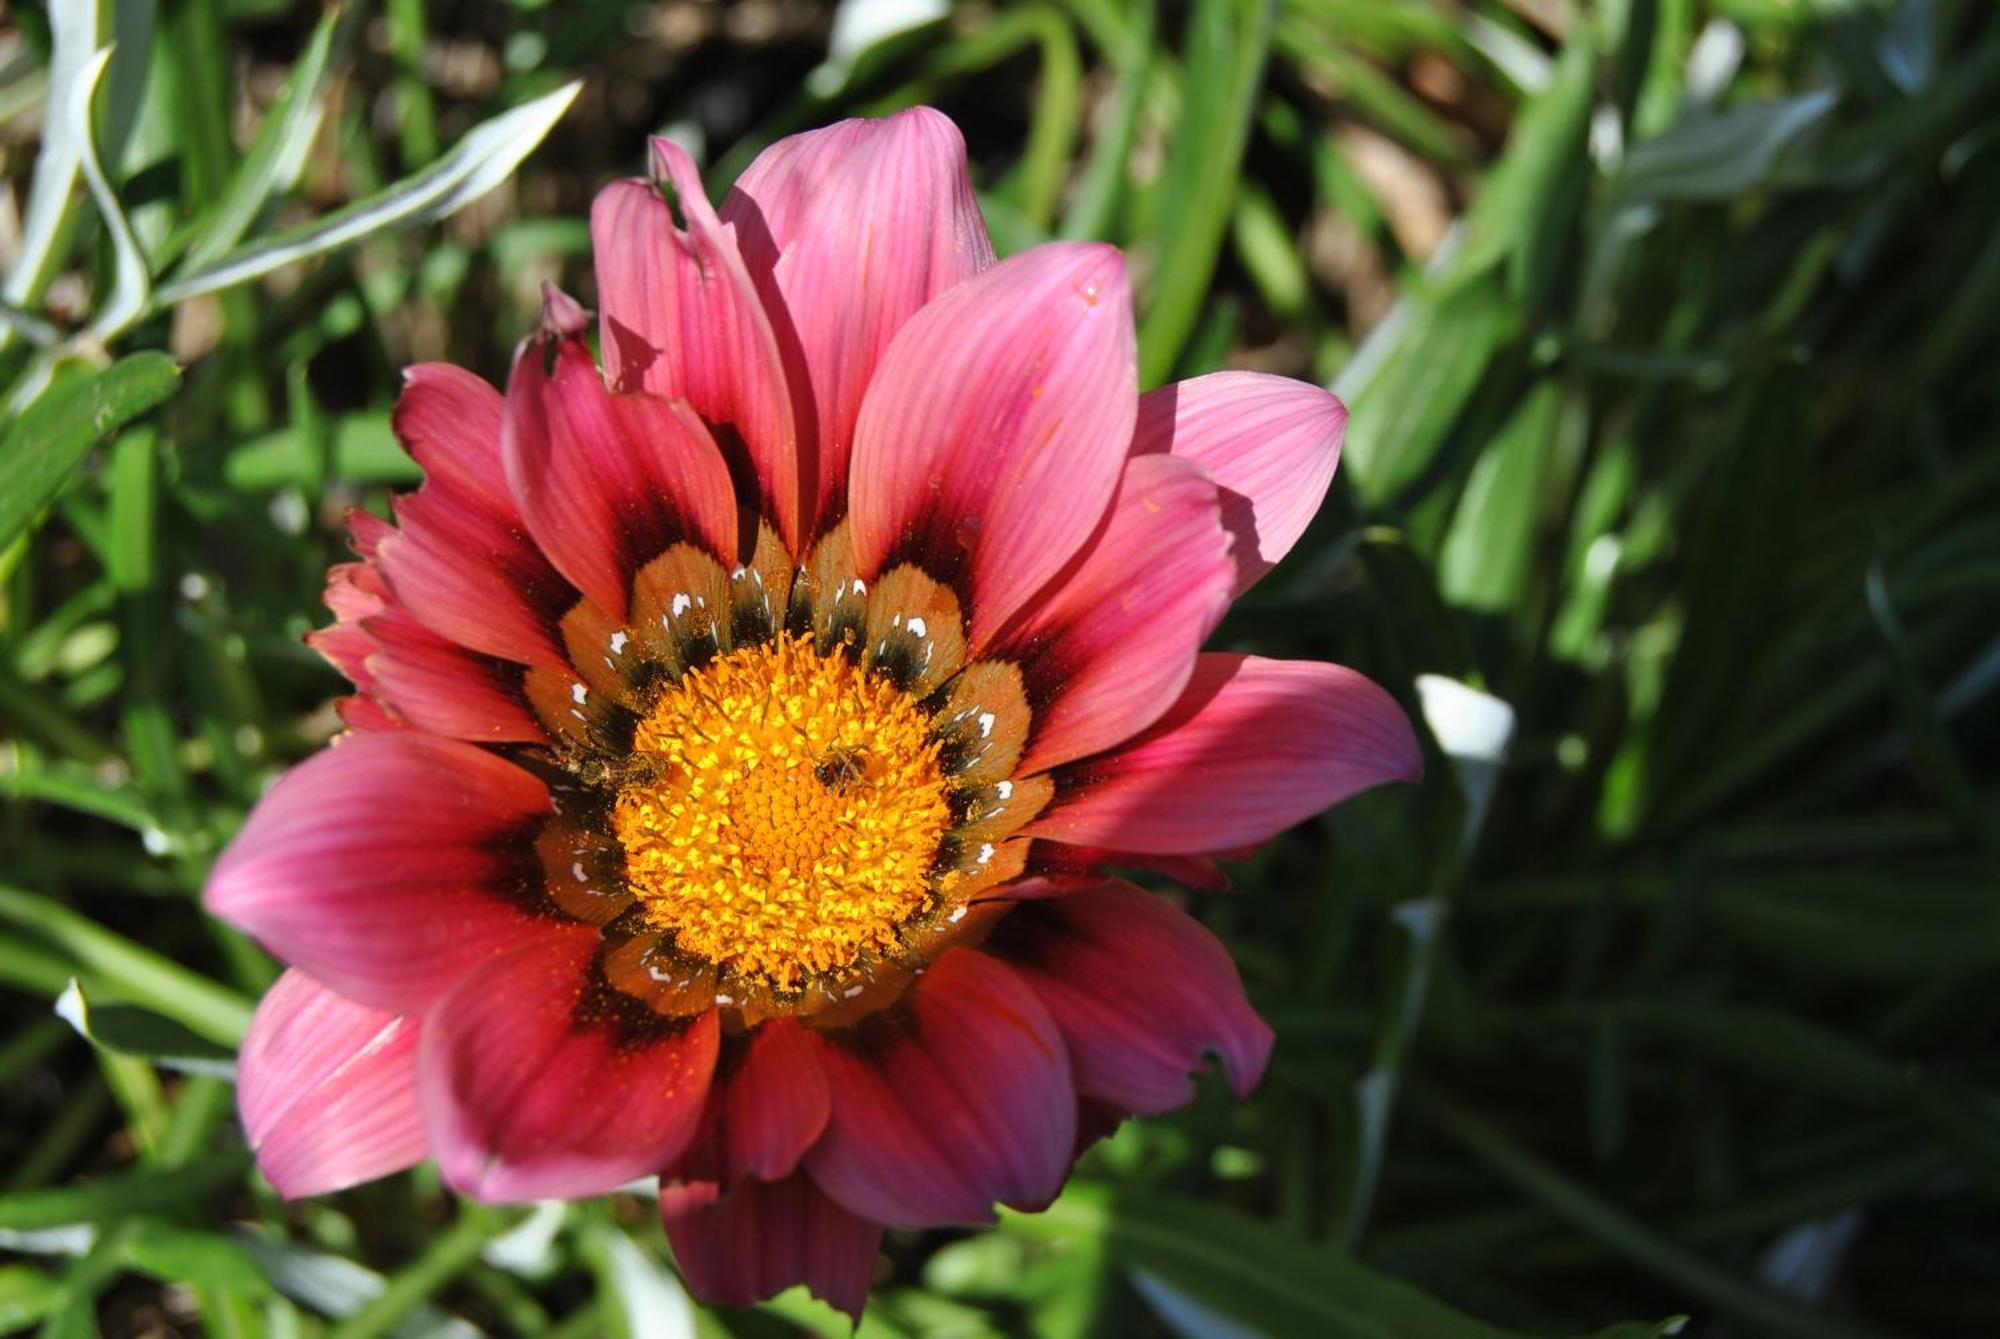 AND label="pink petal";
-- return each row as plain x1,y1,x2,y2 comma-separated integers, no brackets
721,121,873,251
204,733,553,1013
420,927,720,1202
807,949,1074,1229
720,1018,830,1184
378,366,572,667
393,363,519,517
724,108,993,534
355,608,544,743
309,562,544,743
592,142,804,553
846,242,1137,649
238,969,426,1197
310,561,392,692
1133,373,1347,599
660,1171,881,1322
1029,654,1422,854
992,454,1233,774
991,881,1272,1114
503,303,740,615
